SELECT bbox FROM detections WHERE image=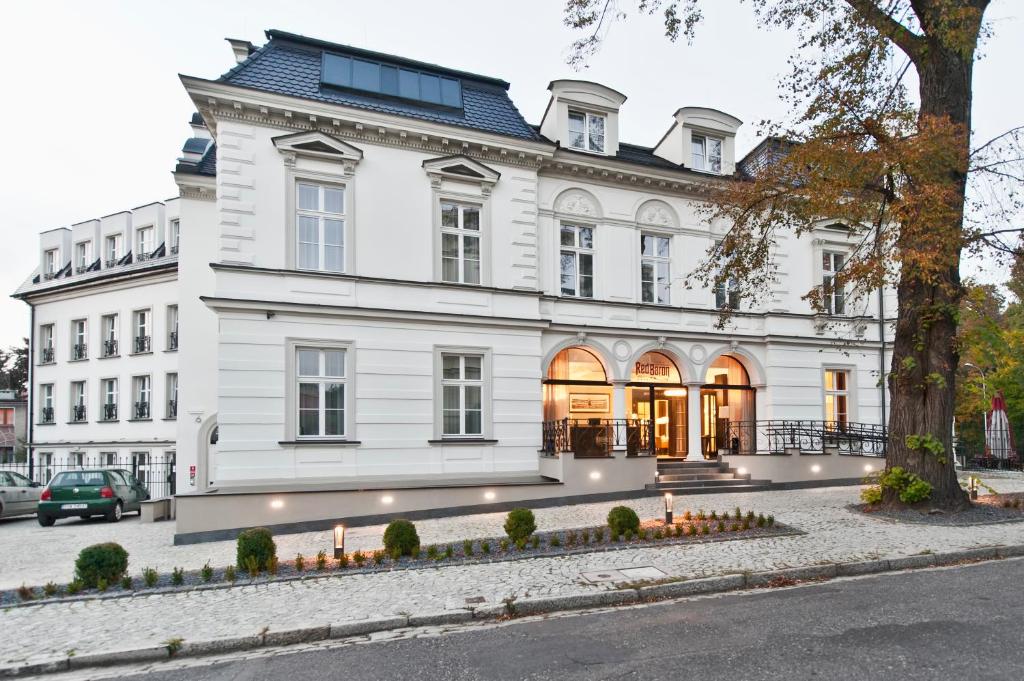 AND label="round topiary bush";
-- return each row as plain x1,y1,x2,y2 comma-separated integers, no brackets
607,506,640,537
75,542,129,588
236,527,276,571
383,519,420,556
504,508,537,542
